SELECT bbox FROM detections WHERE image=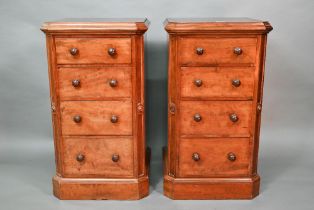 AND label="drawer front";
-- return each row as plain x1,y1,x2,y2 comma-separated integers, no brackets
180,101,252,136
178,37,257,65
178,138,251,177
63,137,133,177
61,101,132,135
181,67,254,99
55,38,131,64
59,67,132,100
